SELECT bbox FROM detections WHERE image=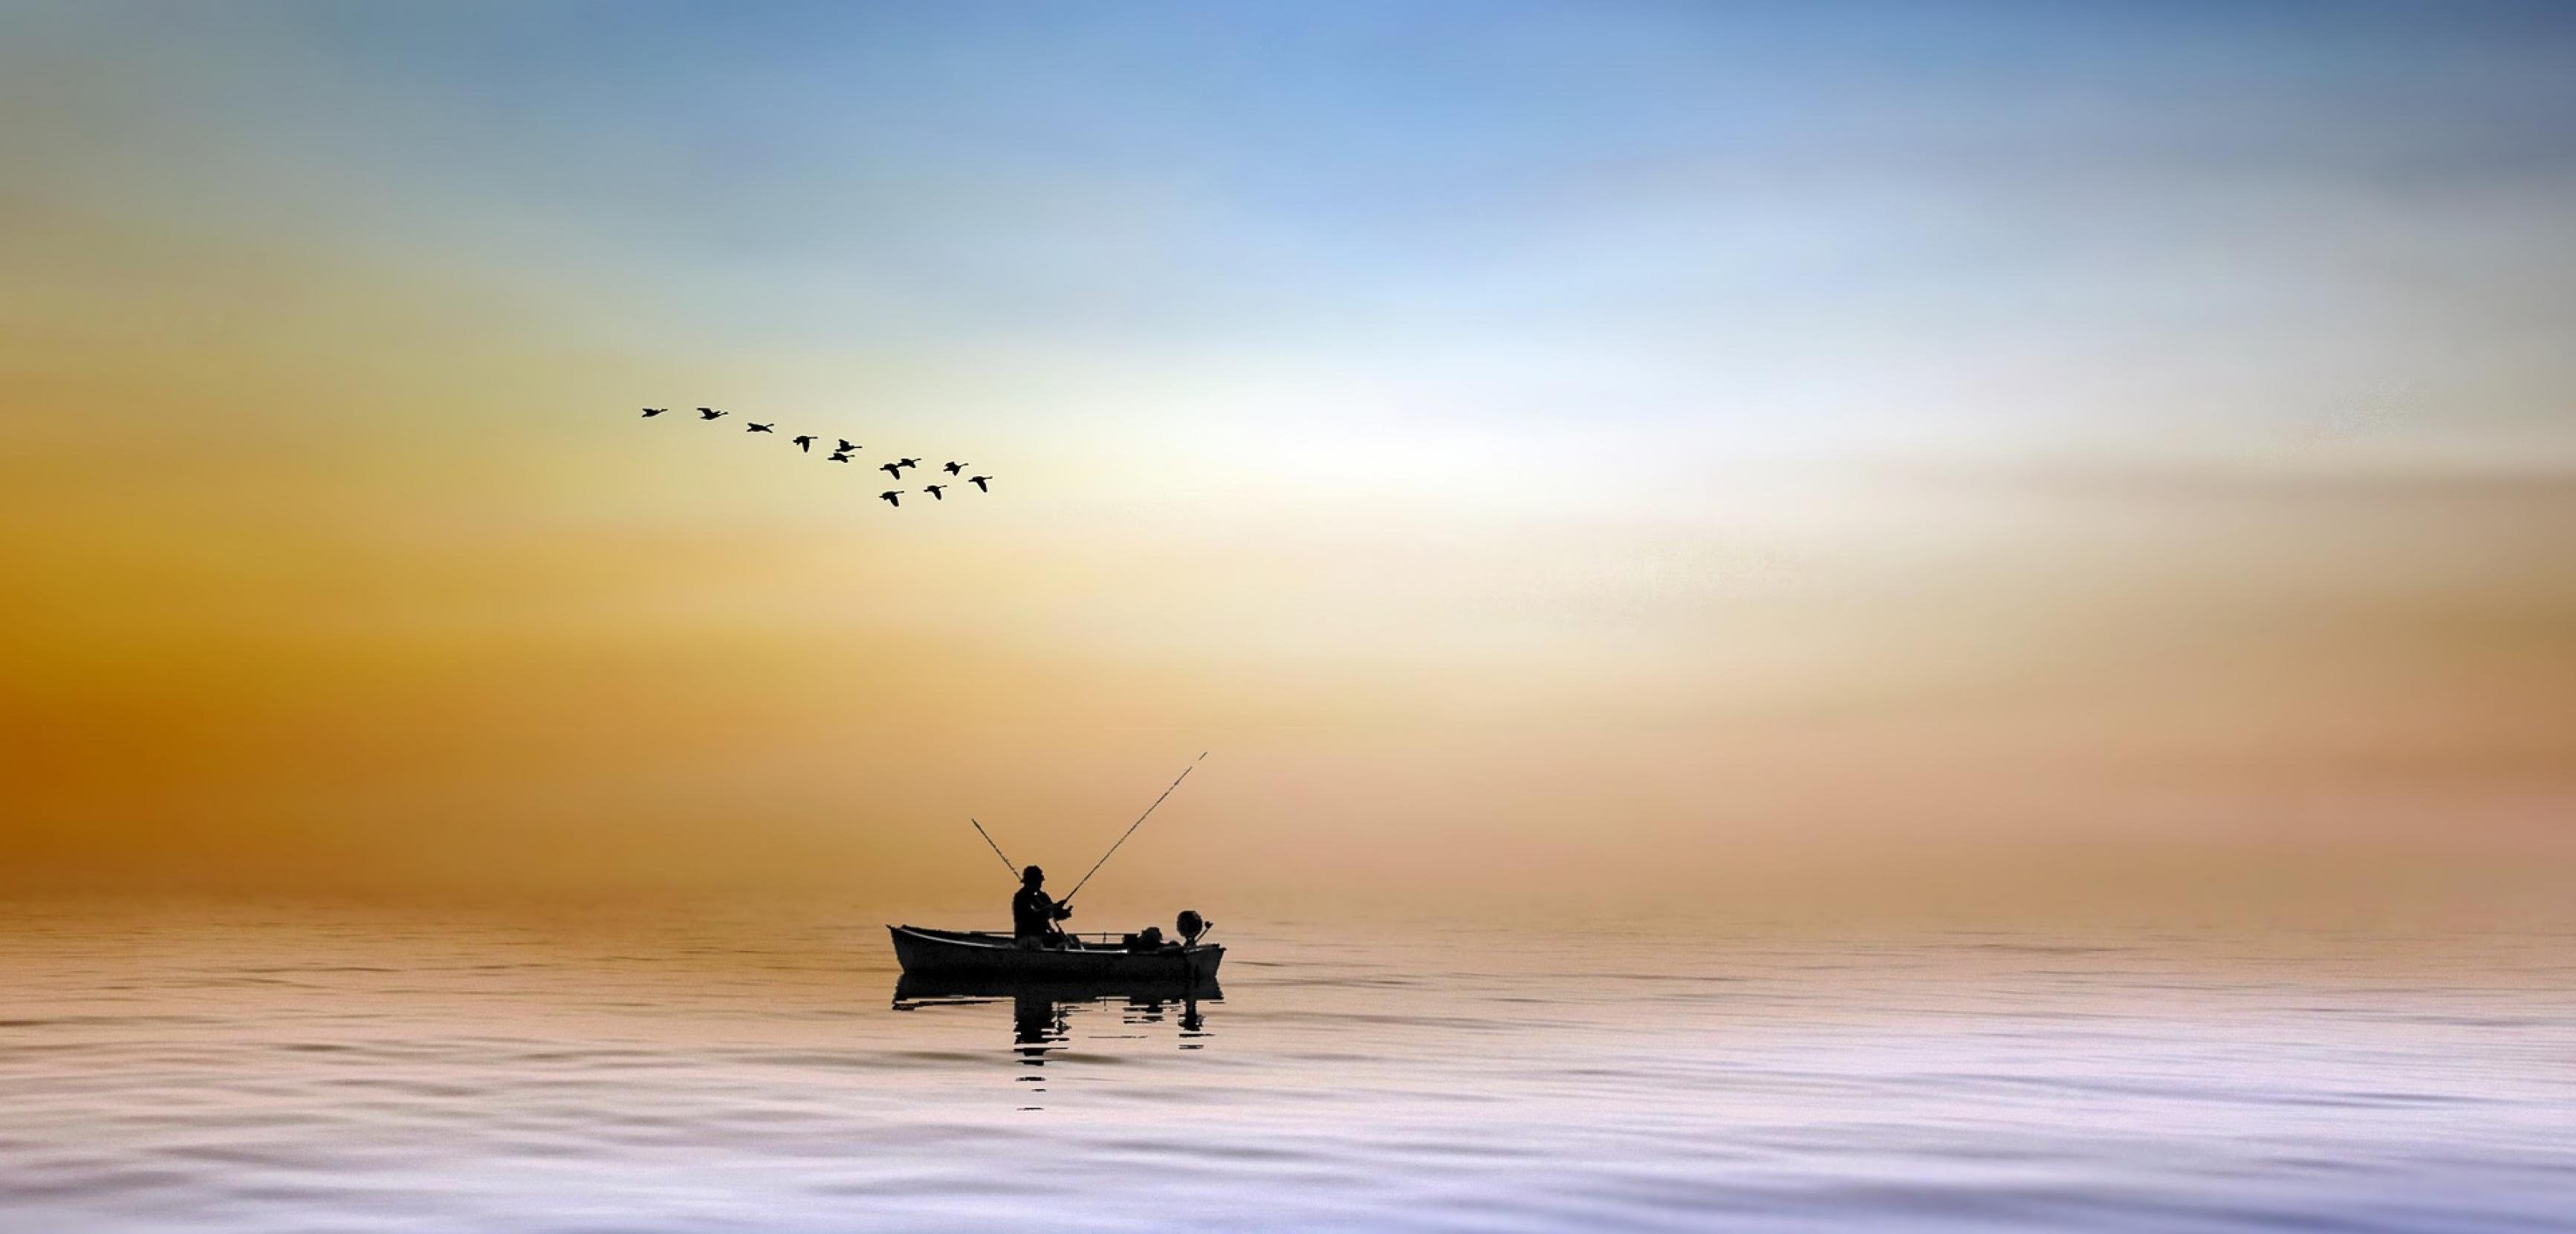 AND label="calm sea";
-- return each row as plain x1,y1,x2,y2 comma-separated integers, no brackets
3,898,2571,1233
